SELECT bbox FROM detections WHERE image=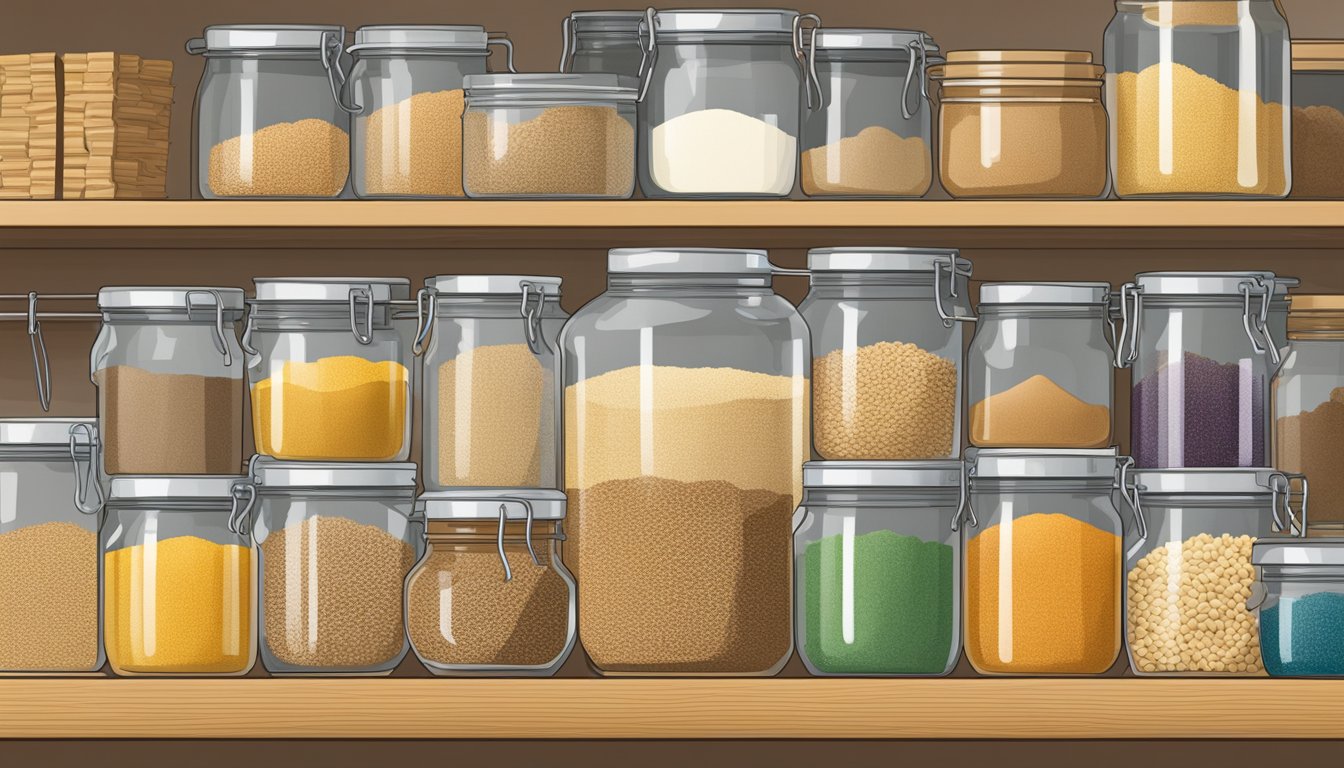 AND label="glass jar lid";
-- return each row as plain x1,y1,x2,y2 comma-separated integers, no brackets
1288,295,1344,335
109,475,248,501
652,8,800,38
1293,39,1344,71
812,28,937,52
804,460,961,488
979,282,1110,305
187,24,344,53
251,277,411,303
0,417,95,447
417,489,567,520
1132,468,1284,496
348,25,489,53
1134,271,1280,297
464,73,637,100
969,447,1122,480
97,286,246,312
609,247,773,274
568,10,646,33
428,275,562,296
1253,538,1344,566
807,246,965,273
251,458,417,490
930,50,1103,82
